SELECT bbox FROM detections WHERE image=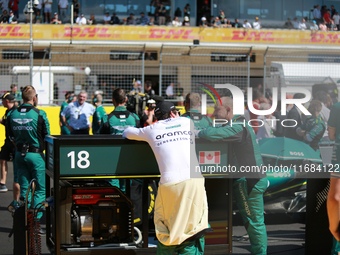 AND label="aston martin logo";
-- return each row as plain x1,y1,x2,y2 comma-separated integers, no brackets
13,119,33,124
